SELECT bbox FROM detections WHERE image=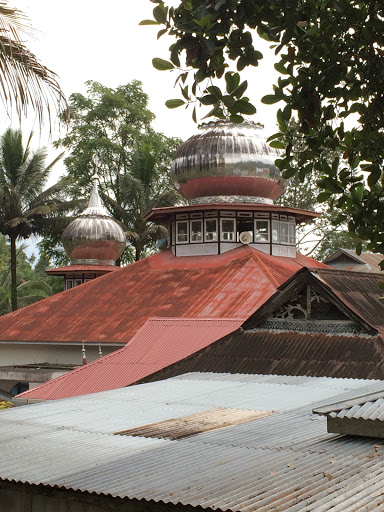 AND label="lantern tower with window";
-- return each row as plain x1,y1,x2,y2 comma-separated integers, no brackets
144,121,318,257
